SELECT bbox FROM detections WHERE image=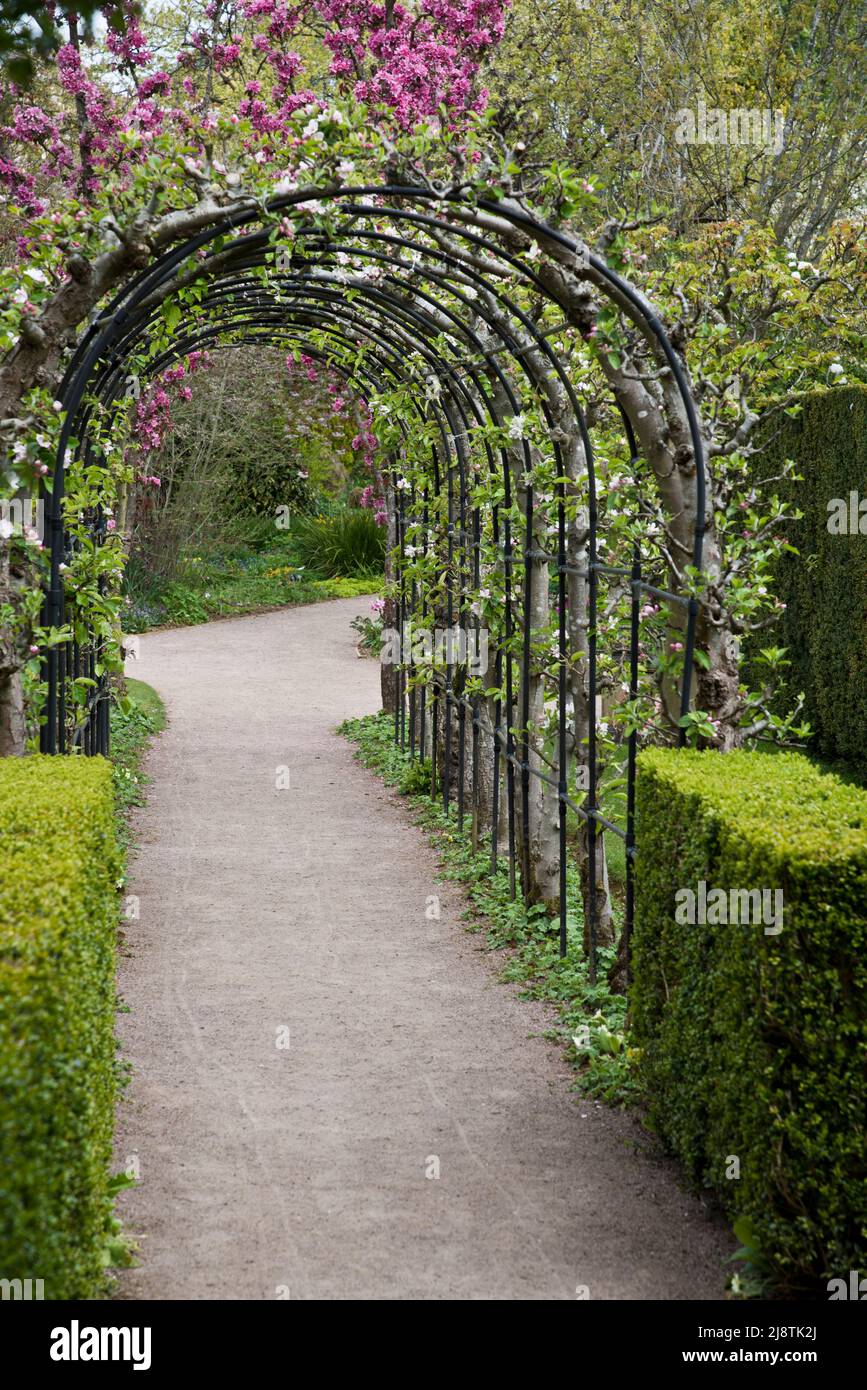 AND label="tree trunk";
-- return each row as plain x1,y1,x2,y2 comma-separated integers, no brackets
0,542,29,756
519,474,560,911
0,669,26,757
